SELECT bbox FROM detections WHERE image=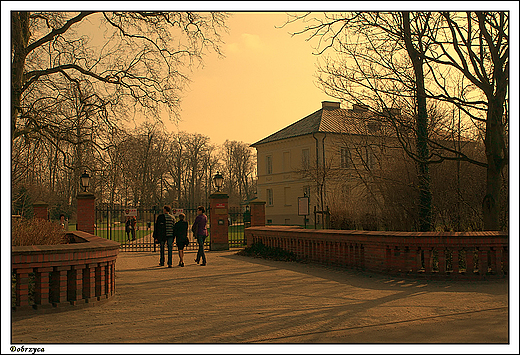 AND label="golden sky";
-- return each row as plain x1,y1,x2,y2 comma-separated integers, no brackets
168,11,332,146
